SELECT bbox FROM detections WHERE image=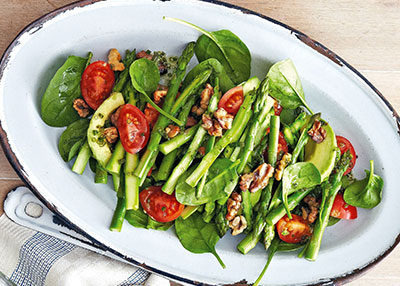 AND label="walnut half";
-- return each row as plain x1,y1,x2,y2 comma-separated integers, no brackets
229,215,247,236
